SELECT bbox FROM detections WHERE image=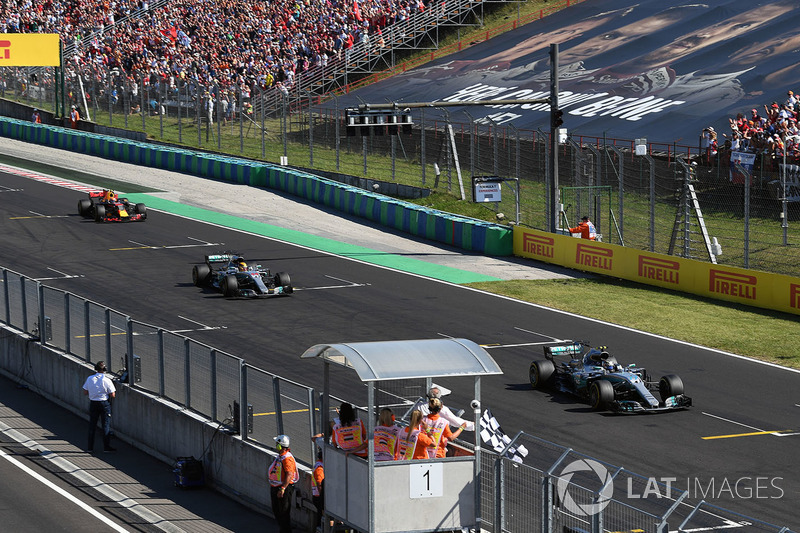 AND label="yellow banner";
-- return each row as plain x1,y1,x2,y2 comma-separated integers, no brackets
514,226,800,316
0,34,60,67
